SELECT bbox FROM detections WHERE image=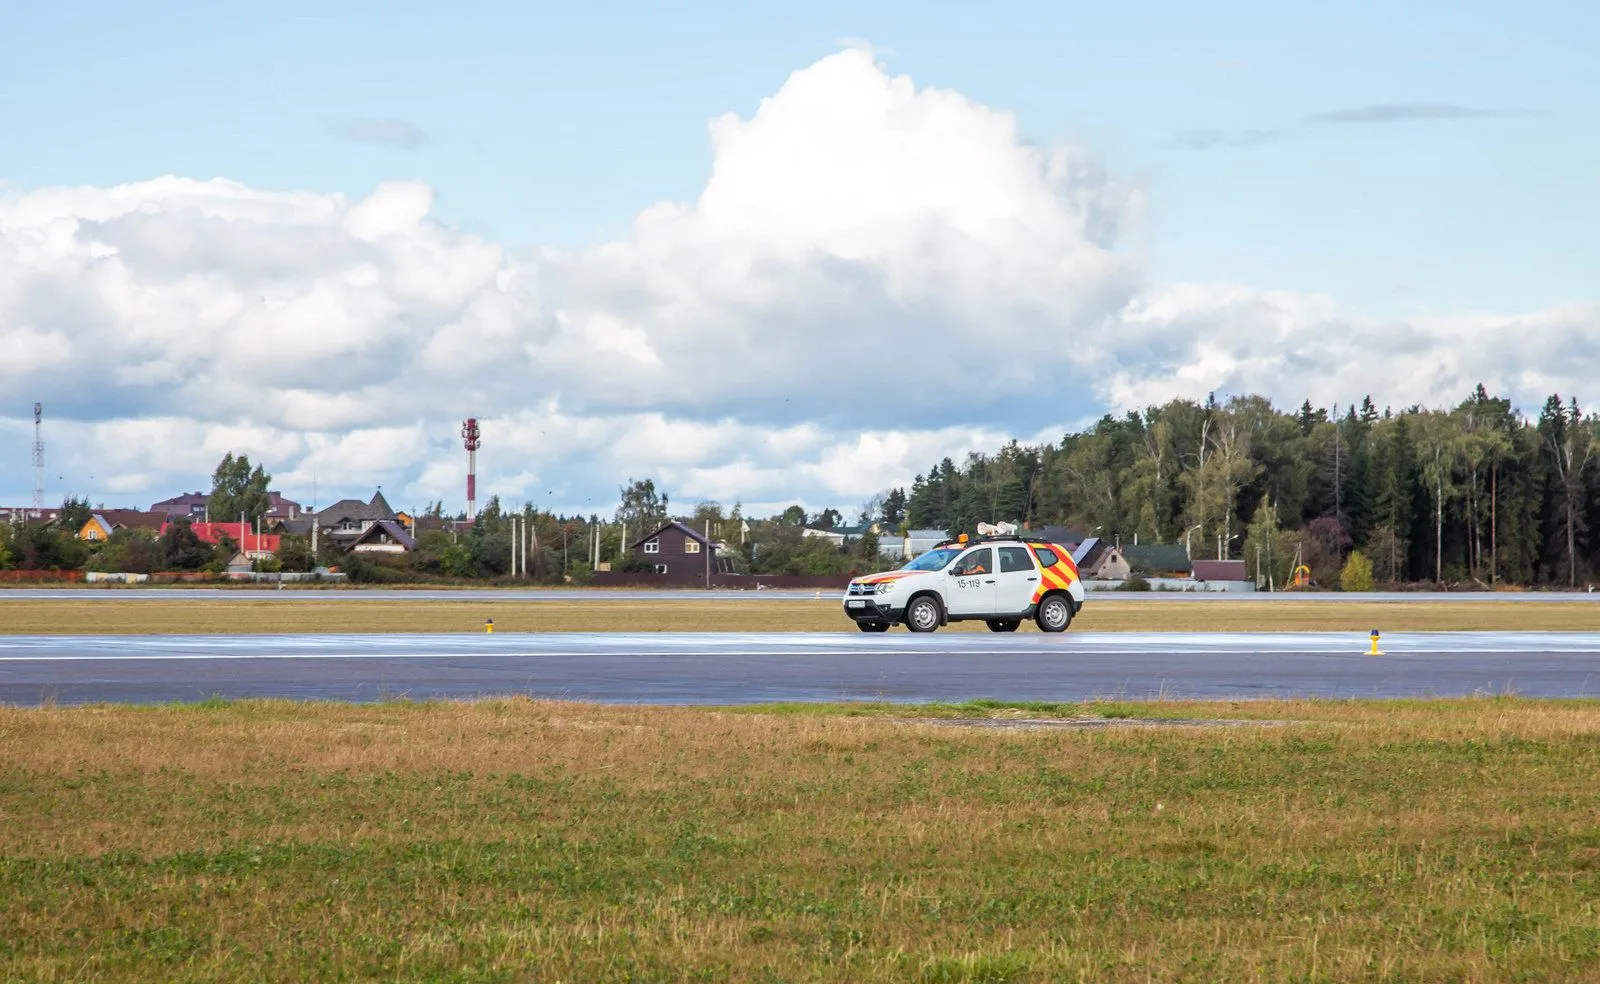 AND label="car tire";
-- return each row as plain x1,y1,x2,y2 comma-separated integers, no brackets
986,619,1020,632
904,596,941,633
857,621,891,633
1035,594,1073,633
